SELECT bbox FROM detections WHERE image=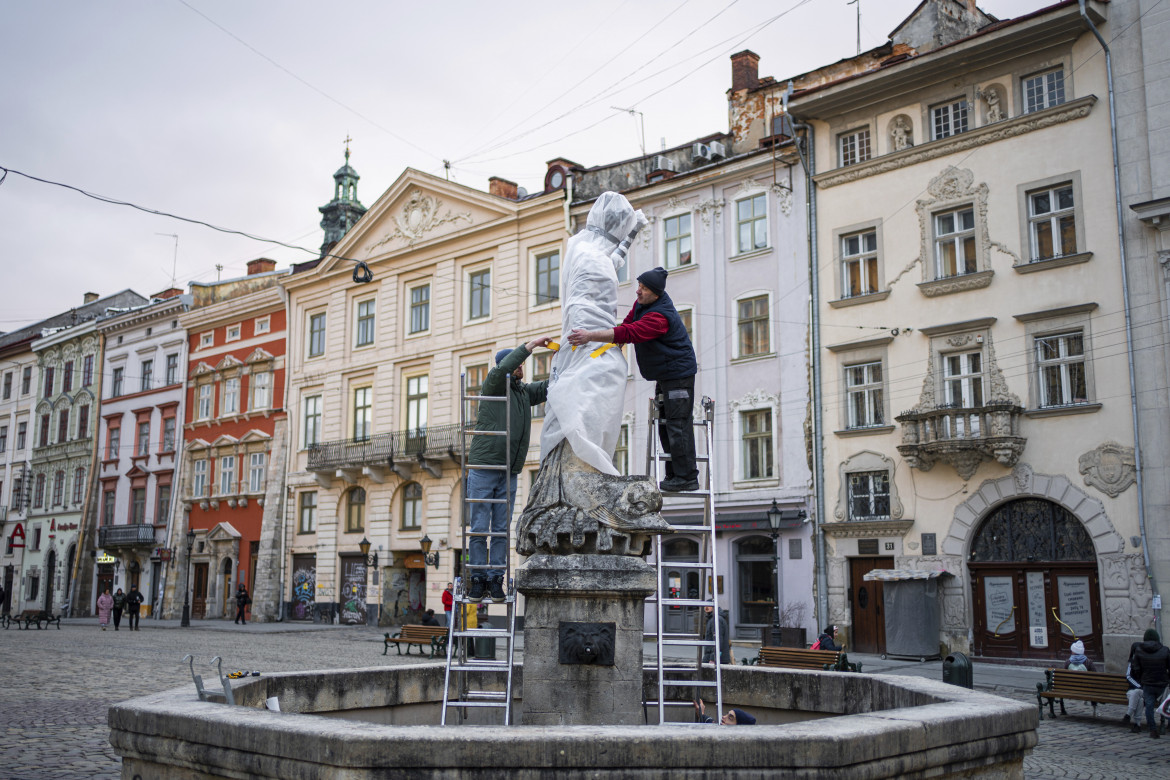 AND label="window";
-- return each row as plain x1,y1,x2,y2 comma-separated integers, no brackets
468,269,491,320
612,424,629,476
931,99,969,140
251,371,271,410
83,355,93,387
52,470,64,506
157,484,171,523
735,536,777,627
162,416,175,452
249,452,266,493
299,491,317,534
409,284,431,333
838,127,871,166
848,471,890,520
943,351,984,408
346,487,365,533
102,490,115,526
841,230,878,298
106,422,120,460
138,360,152,392
165,354,178,385
111,367,124,397
1028,185,1076,261
845,361,884,429
664,213,693,268
678,307,694,342
16,421,26,450
219,455,236,495
401,482,422,530
308,313,326,357
1037,332,1087,407
73,467,86,504
44,367,55,398
38,413,50,447
303,395,321,447
735,194,767,253
77,405,89,440
1024,68,1065,113
222,377,239,415
741,409,774,480
0,425,6,453
197,384,212,419
934,207,976,278
199,332,213,349
737,295,770,357
356,299,376,346
137,421,150,456
21,366,31,395
57,409,69,443
131,487,146,524
193,459,208,498
255,316,270,335
353,387,372,441
226,324,241,342
406,375,428,435
33,473,45,508
530,353,551,418
2,372,11,400
464,364,488,423
10,478,20,511
63,360,74,393
534,251,560,306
